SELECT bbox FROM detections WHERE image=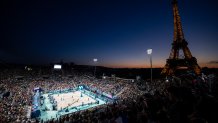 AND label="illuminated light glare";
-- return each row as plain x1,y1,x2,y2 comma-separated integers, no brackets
93,58,98,62
147,49,152,55
54,64,62,69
